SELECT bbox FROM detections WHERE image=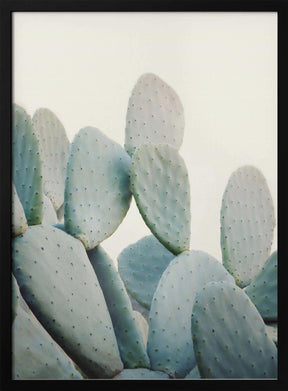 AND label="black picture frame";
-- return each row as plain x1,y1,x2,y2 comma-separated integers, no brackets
1,1,287,390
